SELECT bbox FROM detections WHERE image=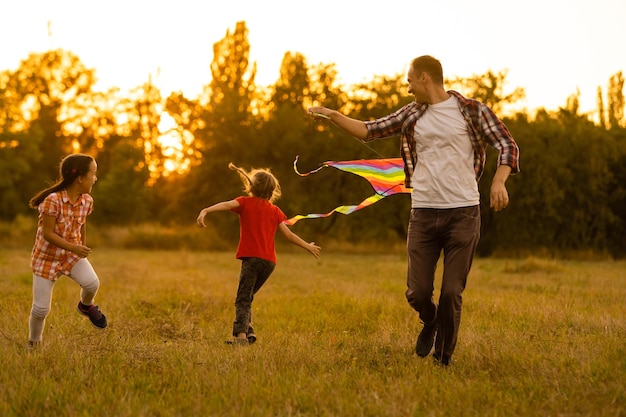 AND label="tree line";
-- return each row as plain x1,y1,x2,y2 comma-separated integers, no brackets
1,21,625,257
